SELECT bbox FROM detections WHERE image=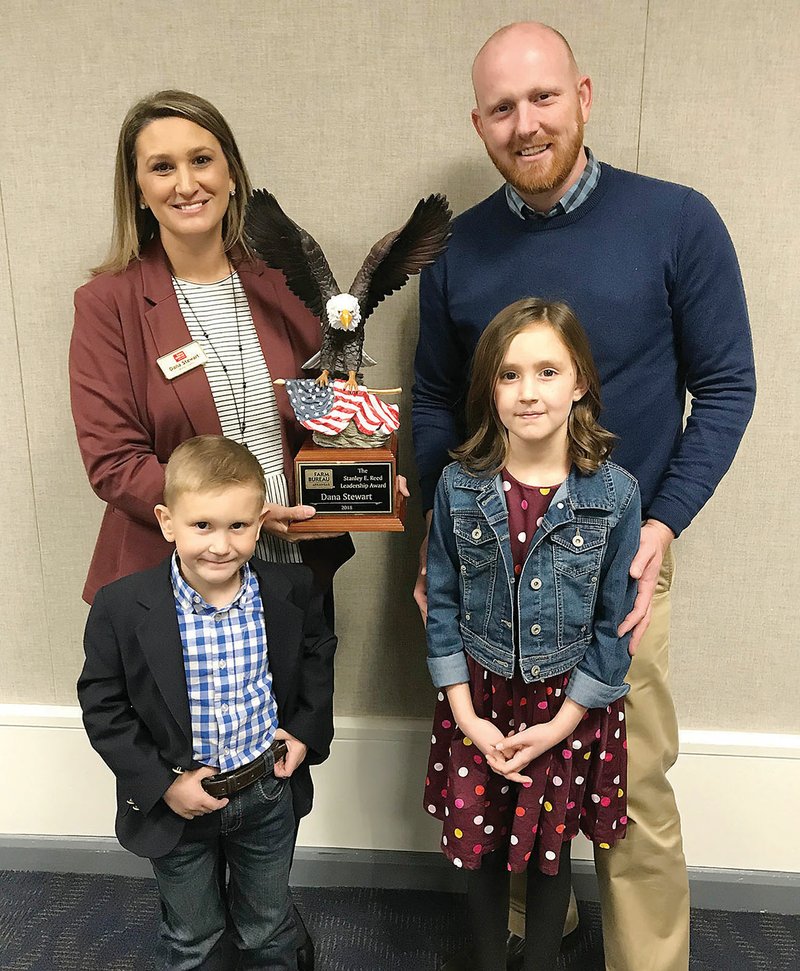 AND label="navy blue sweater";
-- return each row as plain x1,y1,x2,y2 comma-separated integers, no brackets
412,164,755,536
